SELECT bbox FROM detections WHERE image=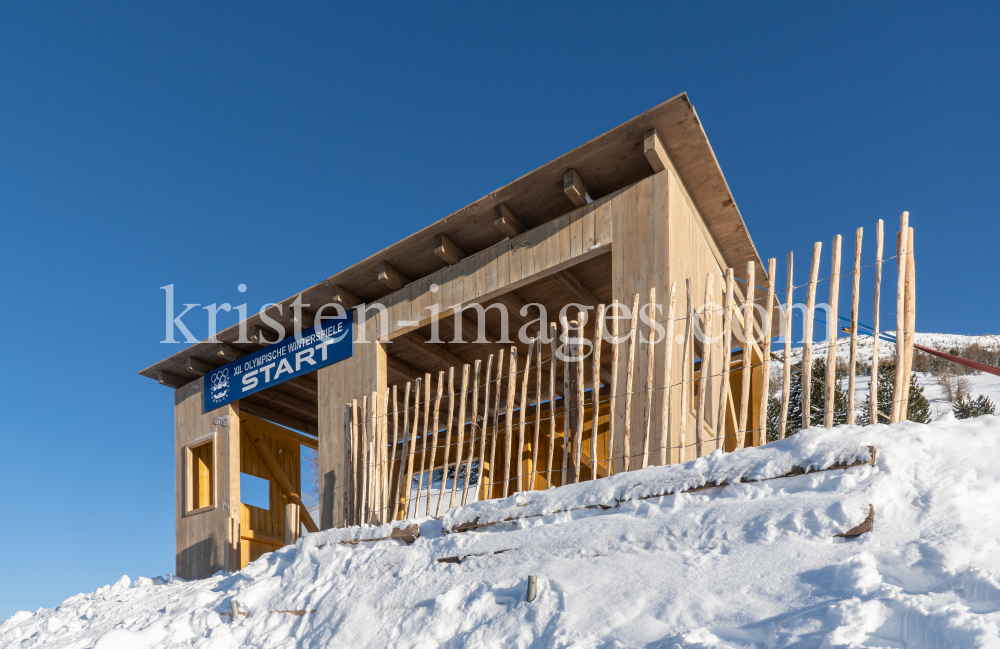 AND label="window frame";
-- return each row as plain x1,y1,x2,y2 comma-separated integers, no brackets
184,432,218,516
